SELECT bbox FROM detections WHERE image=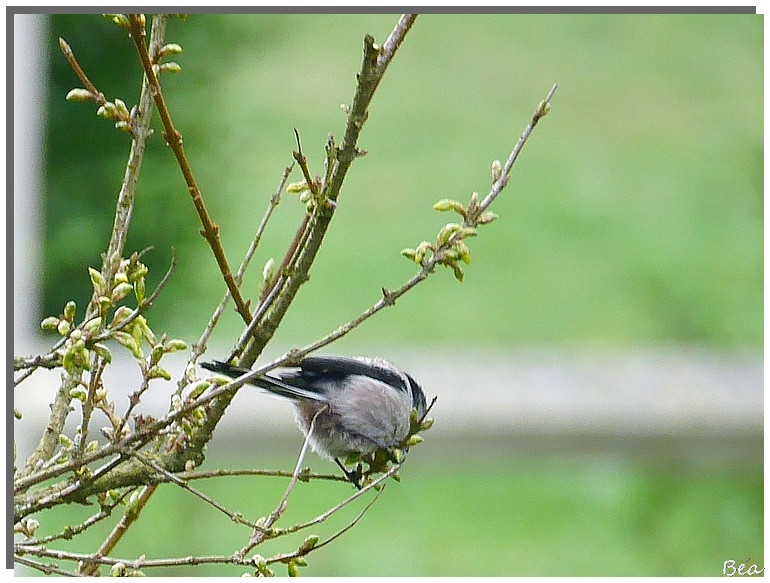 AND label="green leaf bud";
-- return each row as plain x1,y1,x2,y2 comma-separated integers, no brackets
491,160,503,183
134,278,146,303
130,315,155,346
88,267,107,295
102,101,118,118
159,62,182,74
113,98,129,118
437,222,462,246
439,249,460,264
455,240,471,265
127,261,148,282
41,316,60,331
406,434,424,447
63,300,77,321
114,272,129,285
65,88,94,102
151,344,165,363
477,211,498,225
72,345,90,370
111,282,134,303
452,264,464,283
103,14,130,27
125,491,141,519
262,257,275,283
160,43,183,56
415,240,434,263
147,365,171,381
419,417,434,431
286,180,309,193
409,407,420,425
113,331,143,359
68,388,87,403
97,296,112,311
433,198,467,217
299,535,319,553
22,518,40,537
57,319,71,337
400,248,418,263
165,339,187,353
287,562,300,577
92,343,112,363
184,380,210,400
110,306,133,328
83,316,103,336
